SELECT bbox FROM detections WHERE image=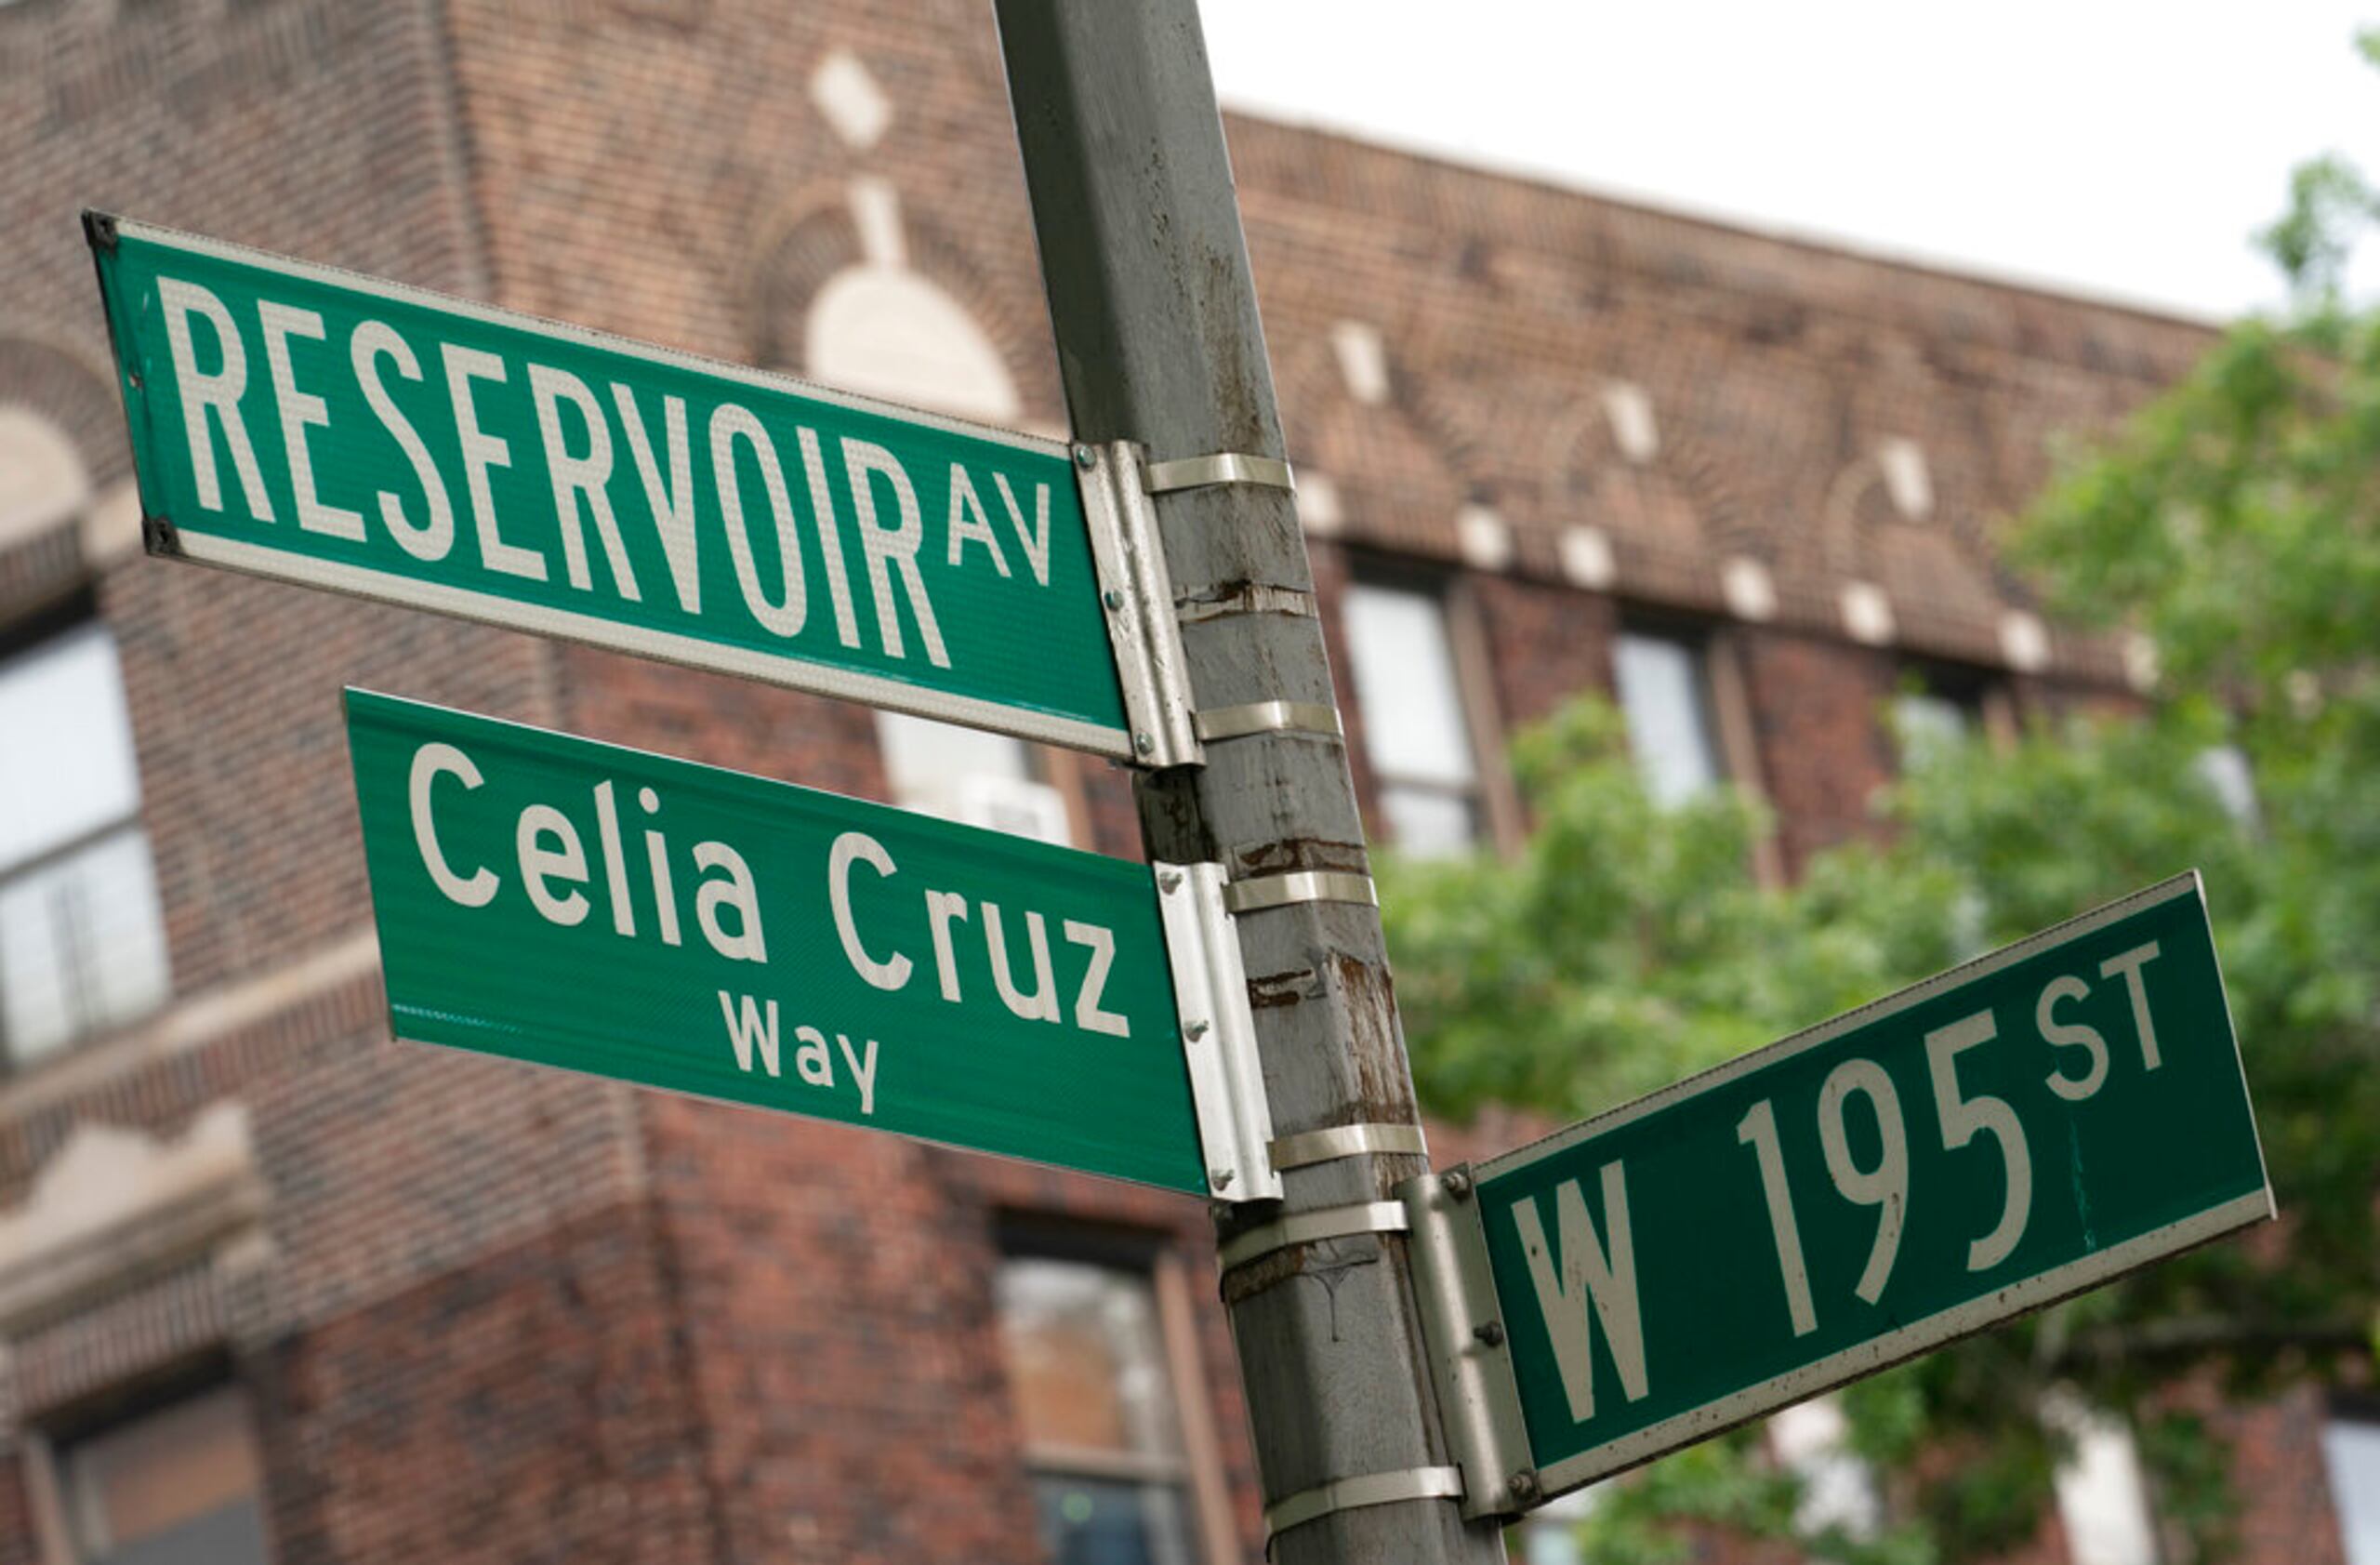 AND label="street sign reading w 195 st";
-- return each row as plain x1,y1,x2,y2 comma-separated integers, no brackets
344,690,1221,1192
1409,874,2270,1514
86,214,1154,757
